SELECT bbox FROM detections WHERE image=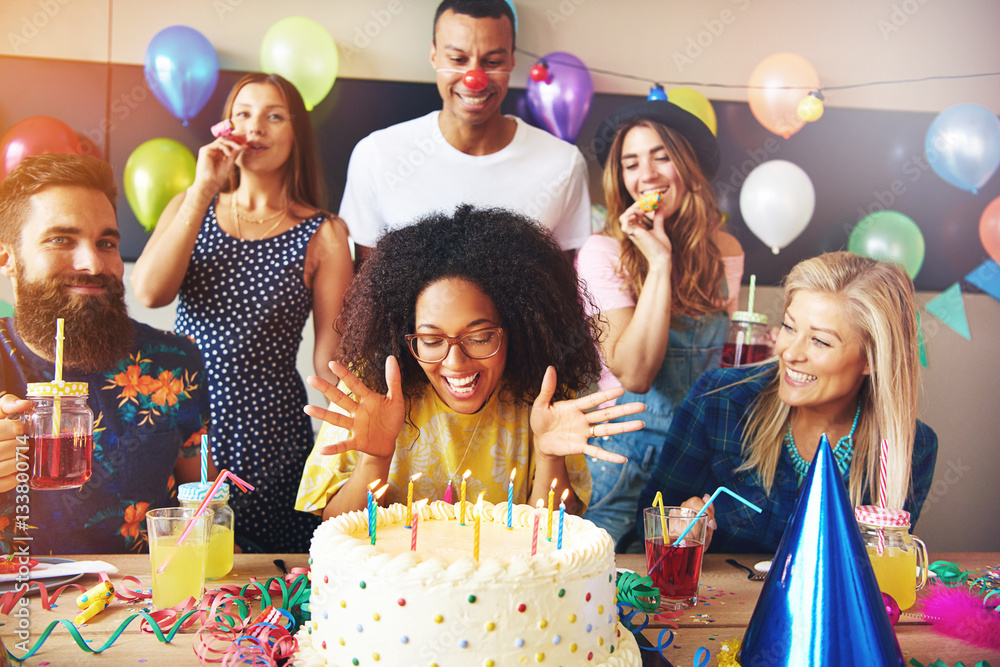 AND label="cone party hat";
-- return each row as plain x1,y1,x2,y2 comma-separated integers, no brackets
740,434,904,666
